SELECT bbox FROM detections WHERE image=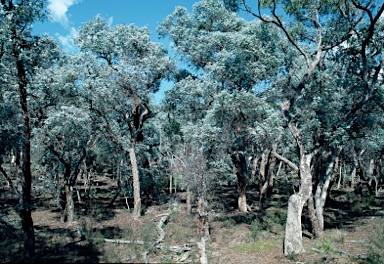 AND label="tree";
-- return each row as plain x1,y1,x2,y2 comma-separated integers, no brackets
158,0,285,212
238,0,384,255
0,0,59,258
42,106,92,222
74,16,174,218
